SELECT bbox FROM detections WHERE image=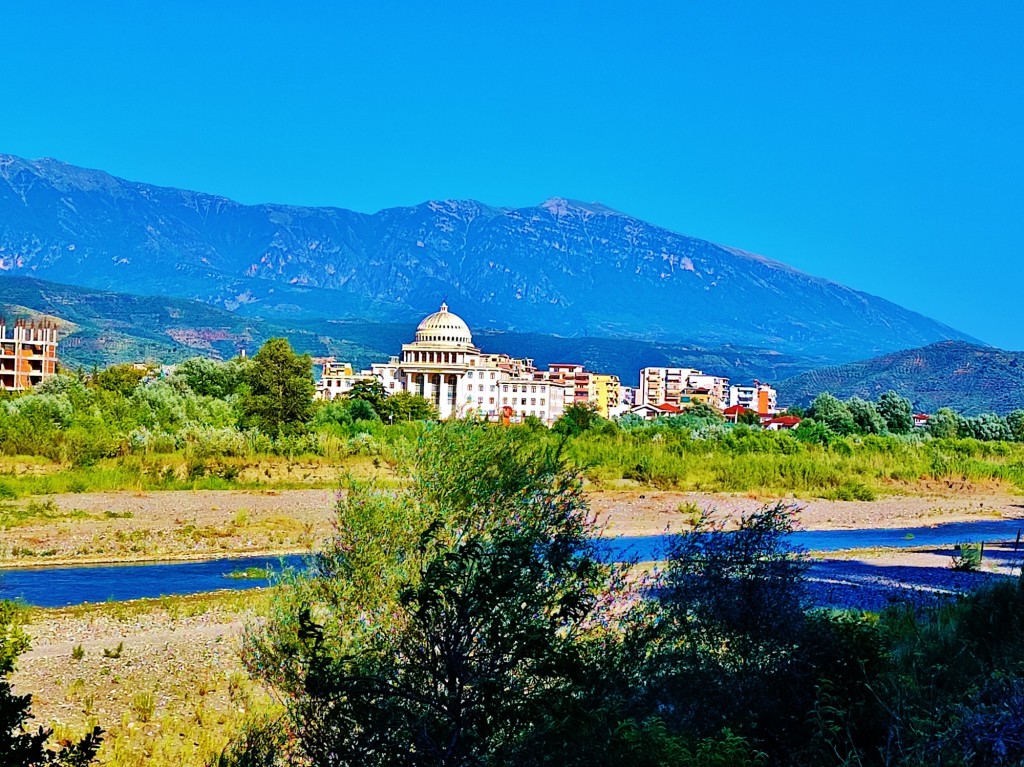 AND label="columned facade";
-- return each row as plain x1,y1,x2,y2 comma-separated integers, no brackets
316,303,569,425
